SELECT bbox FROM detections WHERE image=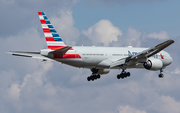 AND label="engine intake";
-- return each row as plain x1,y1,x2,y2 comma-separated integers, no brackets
143,59,163,71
